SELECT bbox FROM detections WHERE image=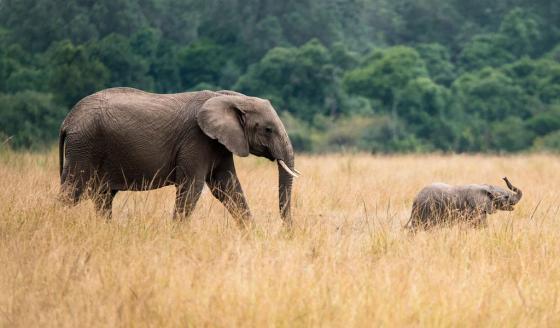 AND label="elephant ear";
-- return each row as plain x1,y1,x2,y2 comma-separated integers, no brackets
481,186,499,214
215,90,246,97
197,95,250,157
